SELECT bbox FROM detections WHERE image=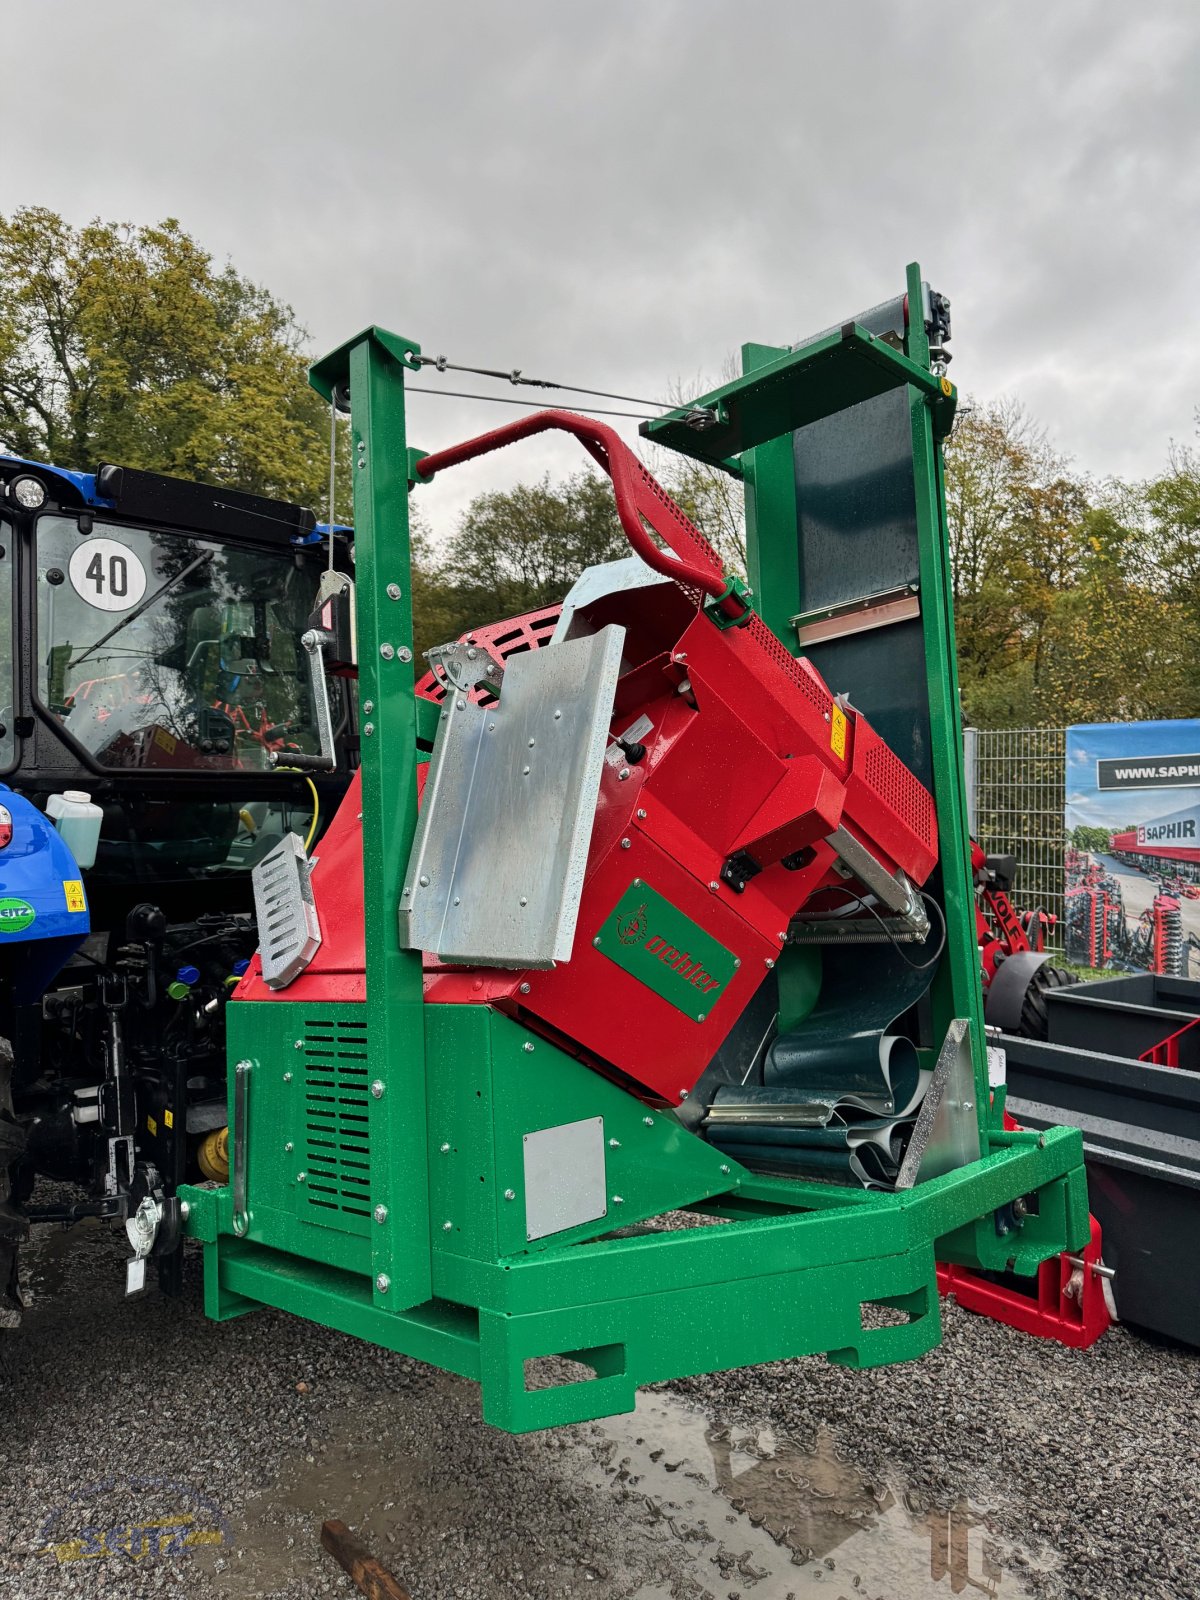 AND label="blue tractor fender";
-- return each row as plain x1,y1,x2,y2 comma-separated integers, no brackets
0,786,91,1004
